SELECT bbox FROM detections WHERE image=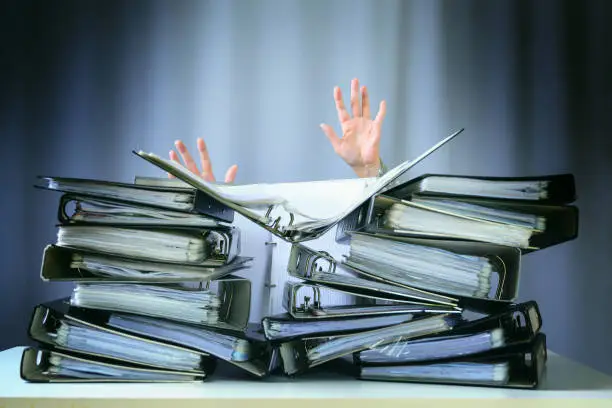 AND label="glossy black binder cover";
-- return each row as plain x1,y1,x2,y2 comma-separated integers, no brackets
36,175,234,223
25,300,215,374
405,198,580,253
453,301,542,338
55,193,230,228
40,244,251,283
282,281,459,321
39,276,253,333
458,200,579,253
286,242,460,308
50,223,241,266
261,312,418,342
348,194,579,254
357,332,548,389
20,346,211,383
343,232,522,306
385,173,576,205
354,301,543,366
31,299,272,379
33,273,251,334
